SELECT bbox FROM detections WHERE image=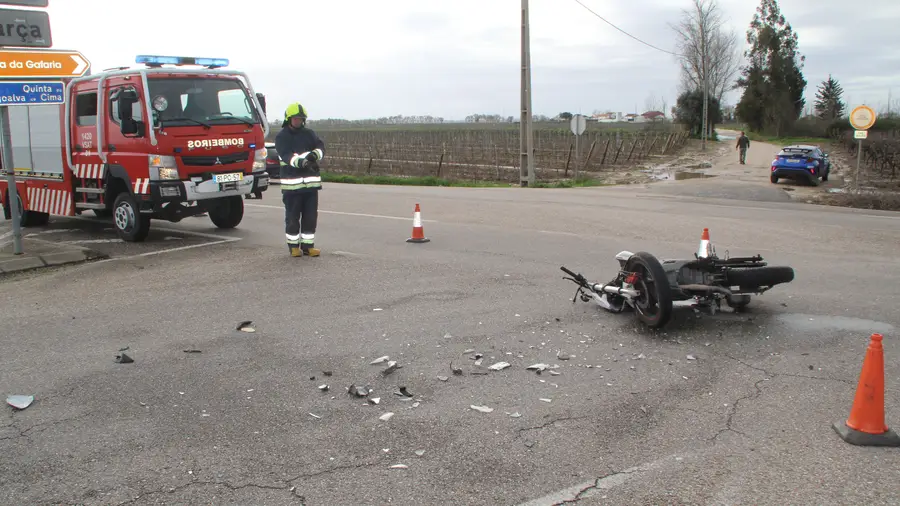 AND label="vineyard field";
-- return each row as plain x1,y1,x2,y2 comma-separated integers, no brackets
269,123,690,183
834,129,900,187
